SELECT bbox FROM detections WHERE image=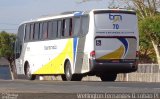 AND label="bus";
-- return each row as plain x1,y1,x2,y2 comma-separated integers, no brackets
15,9,139,81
